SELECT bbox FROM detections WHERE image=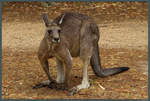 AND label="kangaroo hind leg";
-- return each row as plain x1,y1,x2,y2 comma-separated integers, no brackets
67,48,93,96
67,21,94,95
